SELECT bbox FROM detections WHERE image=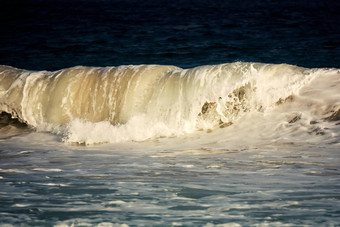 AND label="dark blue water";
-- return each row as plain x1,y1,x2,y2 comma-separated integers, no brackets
1,0,339,70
